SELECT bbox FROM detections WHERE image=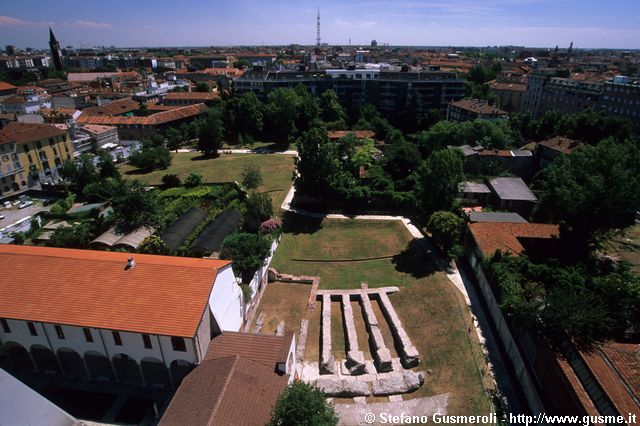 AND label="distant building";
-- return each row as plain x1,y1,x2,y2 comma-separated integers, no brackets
446,99,508,122
48,28,64,72
487,177,537,218
371,40,378,47
0,122,74,194
0,82,17,97
80,124,120,149
163,91,219,106
536,136,583,168
0,245,243,390
488,80,526,113
4,45,16,56
538,77,602,116
599,76,640,133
